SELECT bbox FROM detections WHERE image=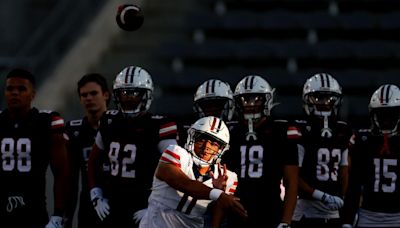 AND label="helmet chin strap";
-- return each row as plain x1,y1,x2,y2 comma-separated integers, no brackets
244,113,261,141
193,156,212,168
319,112,332,138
